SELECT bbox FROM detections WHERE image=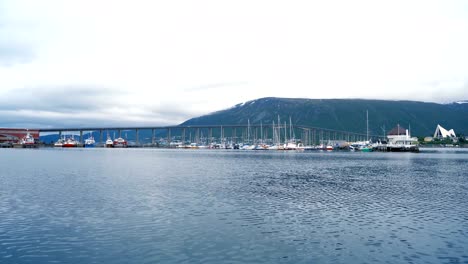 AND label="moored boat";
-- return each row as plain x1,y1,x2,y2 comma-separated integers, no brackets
373,125,419,152
105,136,114,148
113,137,128,148
84,136,95,147
54,138,65,147
21,131,36,147
13,131,36,148
360,146,373,152
62,137,78,148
